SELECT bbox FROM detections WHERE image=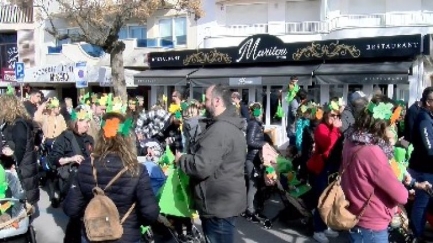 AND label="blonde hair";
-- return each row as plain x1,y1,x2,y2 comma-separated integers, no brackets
0,94,31,124
92,112,139,176
183,103,200,119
